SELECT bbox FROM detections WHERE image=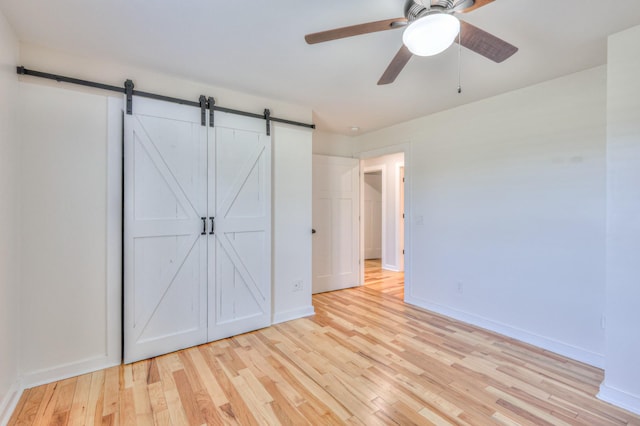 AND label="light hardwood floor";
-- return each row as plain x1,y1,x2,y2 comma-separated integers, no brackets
10,260,640,425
